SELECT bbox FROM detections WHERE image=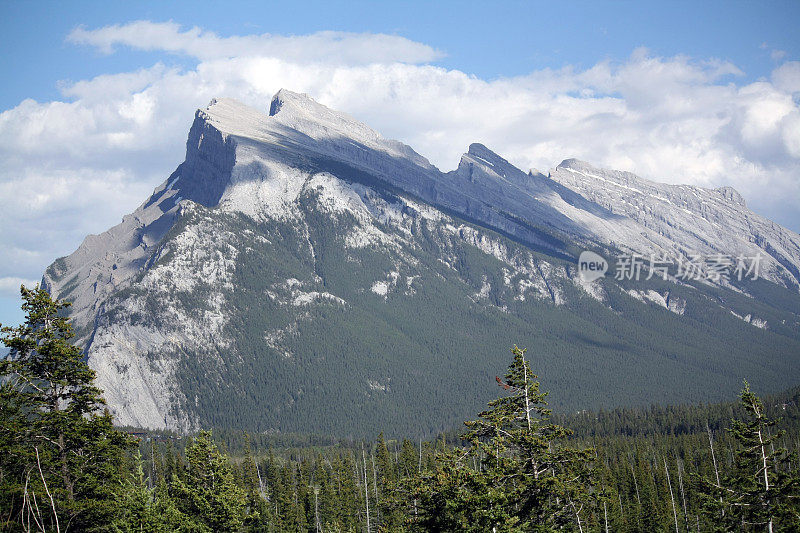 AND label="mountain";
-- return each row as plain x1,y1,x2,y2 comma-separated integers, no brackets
550,159,800,288
42,90,800,436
